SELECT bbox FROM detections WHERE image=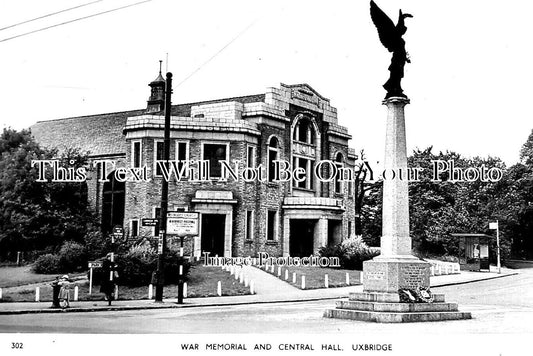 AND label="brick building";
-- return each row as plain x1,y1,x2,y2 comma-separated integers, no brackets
31,72,357,258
